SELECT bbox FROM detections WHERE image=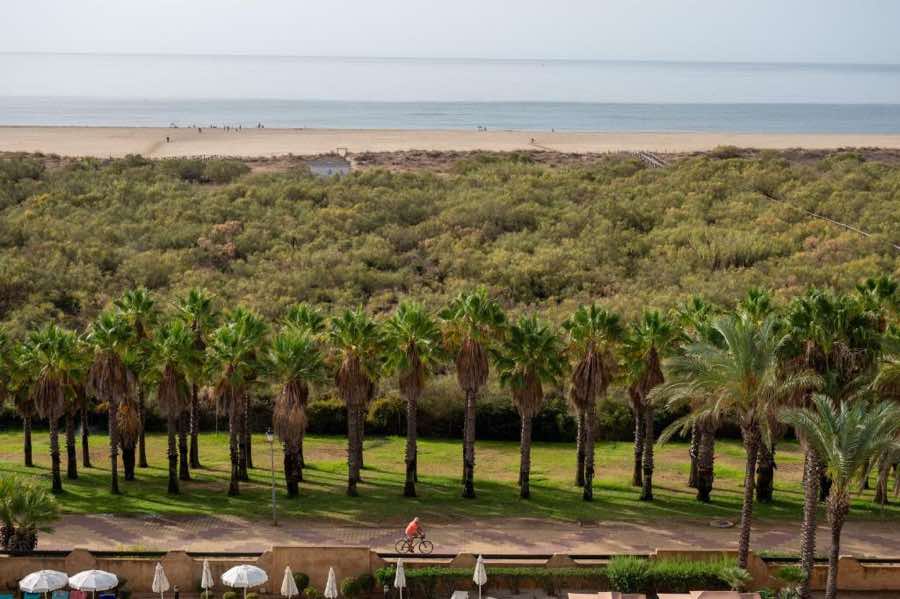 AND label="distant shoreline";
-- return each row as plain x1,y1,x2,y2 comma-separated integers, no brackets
3,126,900,157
